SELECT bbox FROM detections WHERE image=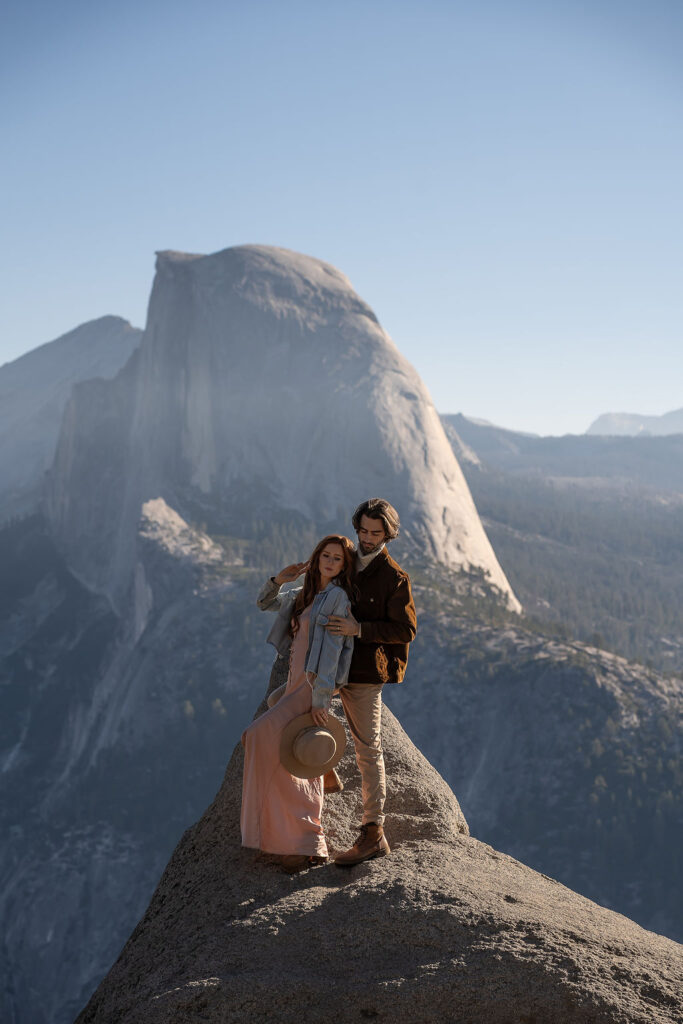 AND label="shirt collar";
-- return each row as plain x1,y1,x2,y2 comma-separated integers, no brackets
355,542,386,571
